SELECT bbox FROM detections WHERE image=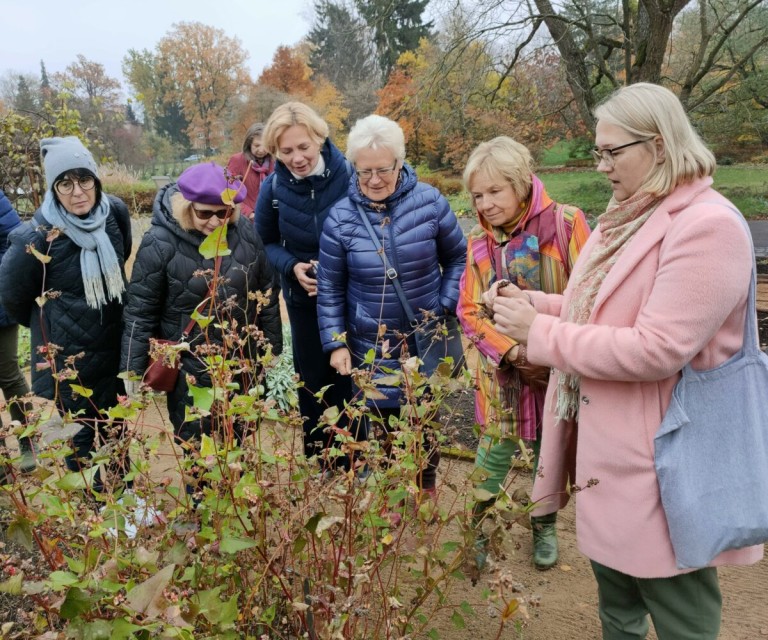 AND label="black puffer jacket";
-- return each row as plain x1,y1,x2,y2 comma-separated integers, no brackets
0,195,131,412
121,183,282,387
